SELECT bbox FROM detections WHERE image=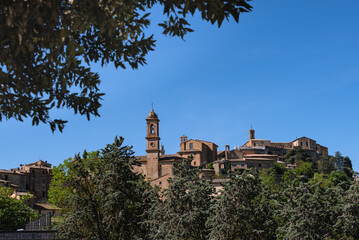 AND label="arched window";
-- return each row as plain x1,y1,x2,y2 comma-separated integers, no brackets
150,124,155,134
189,143,193,149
